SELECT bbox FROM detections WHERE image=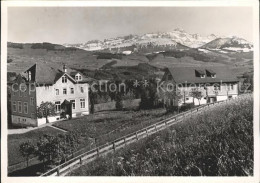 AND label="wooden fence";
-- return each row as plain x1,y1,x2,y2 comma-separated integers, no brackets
40,99,228,176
